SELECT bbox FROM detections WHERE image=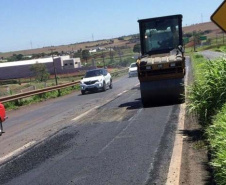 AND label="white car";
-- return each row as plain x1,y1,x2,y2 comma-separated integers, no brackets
80,68,112,95
128,63,138,77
